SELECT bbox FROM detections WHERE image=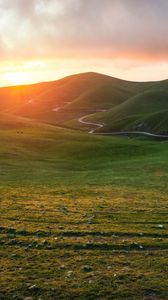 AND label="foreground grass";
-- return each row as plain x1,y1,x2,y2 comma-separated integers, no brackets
0,185,168,300
0,123,168,299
